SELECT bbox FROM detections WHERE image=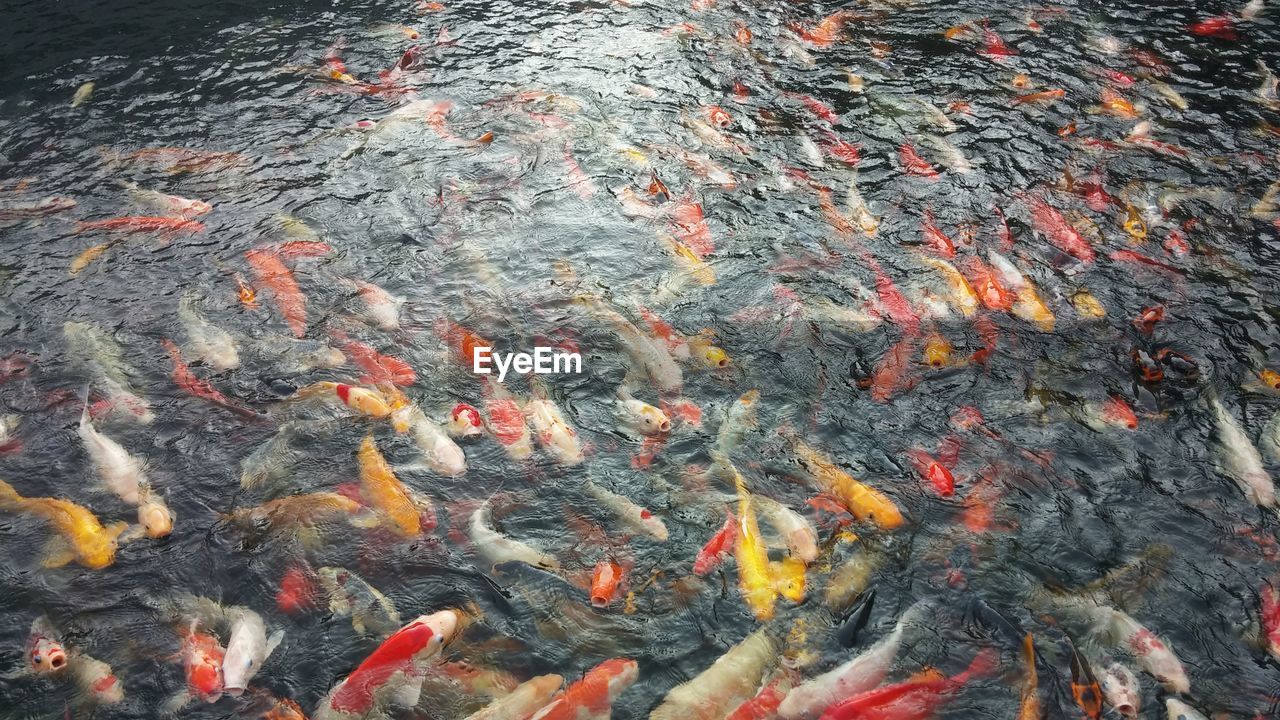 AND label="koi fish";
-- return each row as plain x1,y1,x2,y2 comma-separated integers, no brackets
0,479,126,569
277,563,317,615
448,403,485,439
178,293,240,370
172,622,227,707
390,401,466,477
1188,14,1238,39
227,492,361,538
330,330,415,386
529,658,638,720
584,480,668,541
63,321,154,424
617,386,672,436
1068,641,1103,719
318,566,402,637
75,216,205,235
722,459,777,621
1099,661,1140,717
160,339,259,419
300,382,393,418
119,181,212,218
987,251,1055,330
917,256,979,317
920,209,956,257
790,10,856,47
694,511,737,575
778,601,928,719
788,438,904,530
1206,390,1275,507
1025,194,1096,262
347,279,404,332
1012,88,1066,105
590,560,625,607
312,611,460,720
979,22,1017,57
245,248,307,337
524,379,583,466
649,626,777,720
358,435,427,536
467,675,564,720
0,195,76,221
481,377,534,460
78,400,172,538
26,617,68,674
469,501,559,570
819,648,998,719
898,142,939,179
1261,582,1280,661
906,449,955,496
1019,634,1041,720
